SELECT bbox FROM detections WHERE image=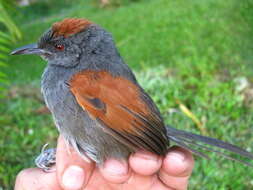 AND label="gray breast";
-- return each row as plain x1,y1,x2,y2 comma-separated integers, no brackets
41,65,131,163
